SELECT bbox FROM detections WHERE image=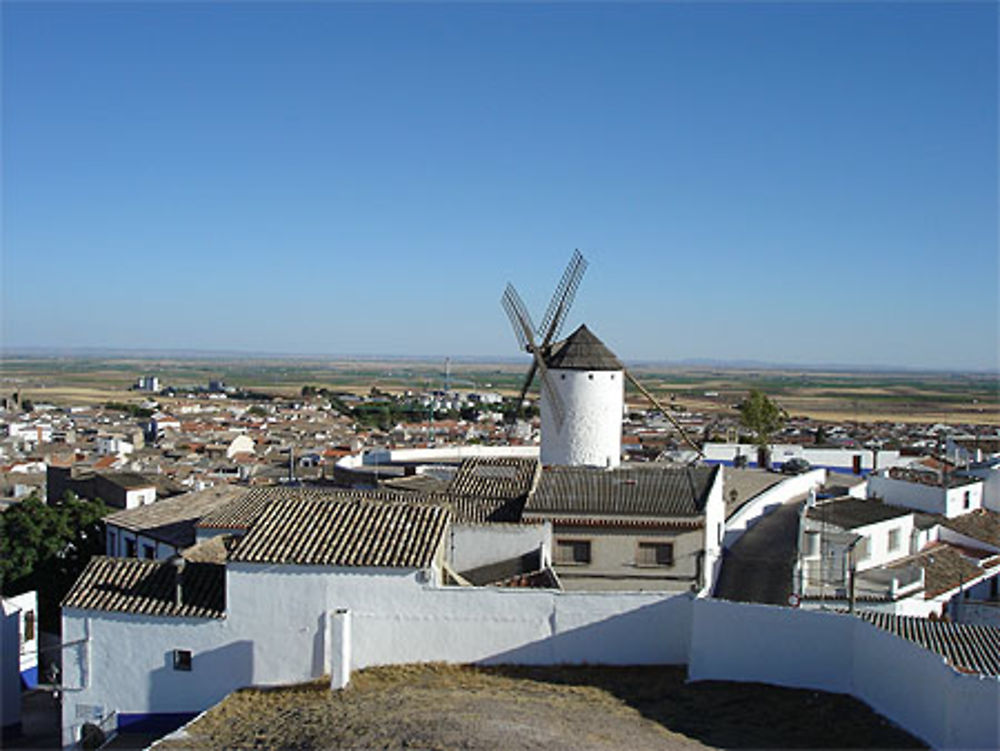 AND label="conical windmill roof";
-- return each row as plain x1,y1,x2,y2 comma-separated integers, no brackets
545,324,623,371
